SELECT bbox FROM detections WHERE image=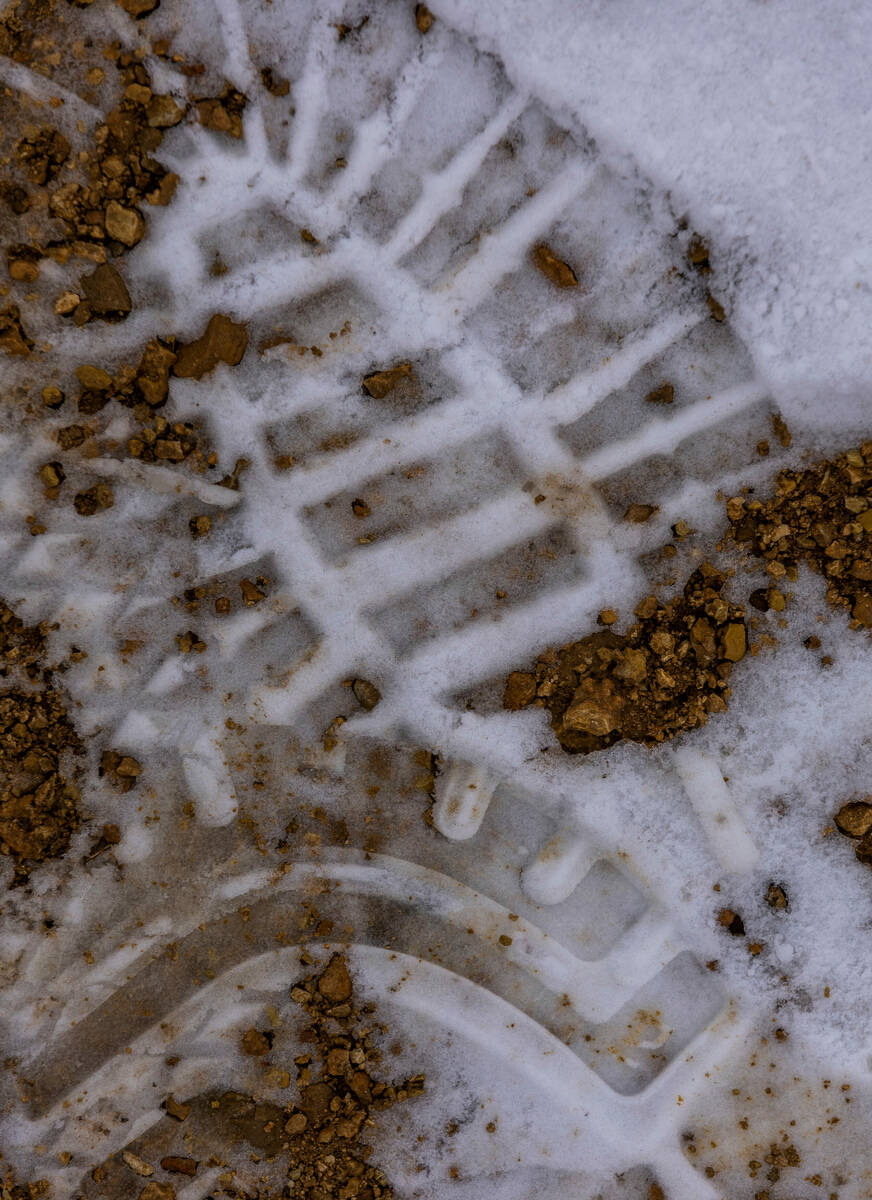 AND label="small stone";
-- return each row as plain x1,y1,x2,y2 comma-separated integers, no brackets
163,1095,190,1122
351,497,371,518
38,462,65,490
159,1157,197,1176
765,882,789,910
285,1111,307,1135
361,362,413,399
75,364,113,390
122,1150,154,1176
532,243,578,287
136,338,177,406
42,386,65,408
105,200,145,247
326,1047,350,1074
239,577,265,606
721,622,747,662
834,801,872,839
117,0,160,14
79,263,132,320
317,953,353,1003
706,291,726,321
645,382,674,404
173,313,248,379
147,94,186,128
189,514,211,538
241,1027,271,1056
352,678,381,710
54,292,81,316
717,908,745,936
196,88,247,139
7,244,41,283
73,483,114,516
624,503,658,523
415,3,434,32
